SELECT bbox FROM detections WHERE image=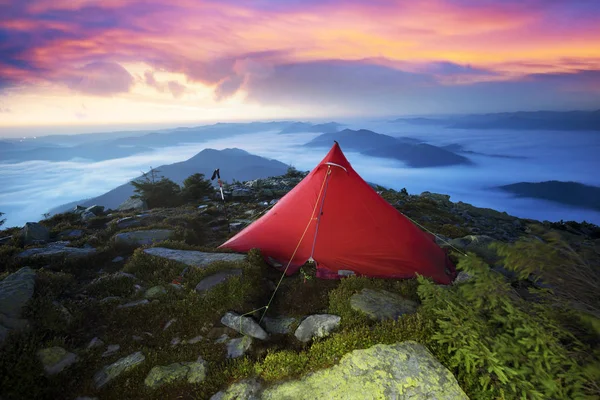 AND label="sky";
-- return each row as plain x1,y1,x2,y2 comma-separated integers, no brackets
1,0,600,128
